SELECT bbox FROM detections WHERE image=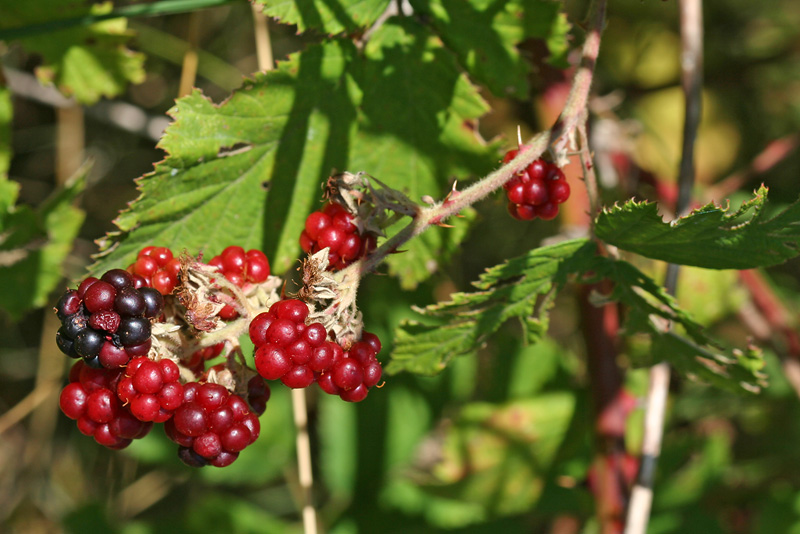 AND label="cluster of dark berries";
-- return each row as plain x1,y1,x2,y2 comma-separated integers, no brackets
55,269,164,369
300,202,376,270
250,299,383,402
502,148,571,221
127,246,182,295
165,382,262,468
59,361,152,449
207,246,271,320
55,246,273,467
